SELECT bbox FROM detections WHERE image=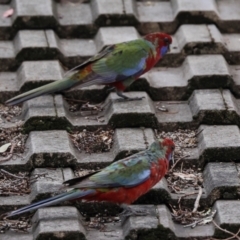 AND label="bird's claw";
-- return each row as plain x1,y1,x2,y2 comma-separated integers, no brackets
119,205,149,217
